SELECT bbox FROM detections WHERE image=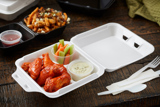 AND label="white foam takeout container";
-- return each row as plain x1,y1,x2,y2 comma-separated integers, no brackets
12,23,154,98
0,0,39,21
